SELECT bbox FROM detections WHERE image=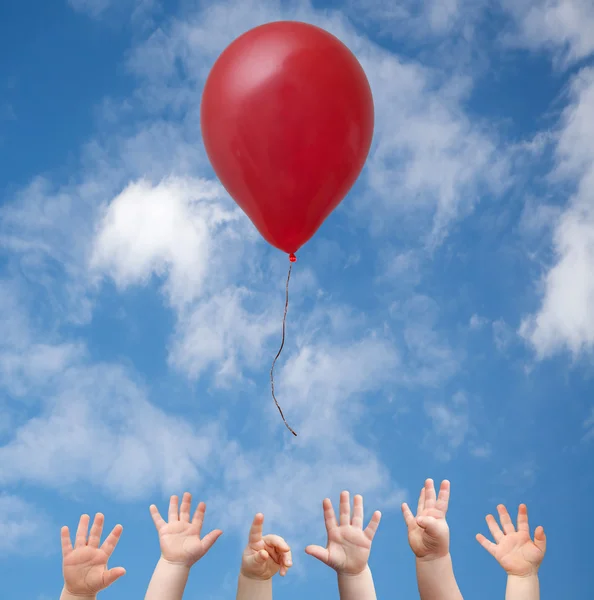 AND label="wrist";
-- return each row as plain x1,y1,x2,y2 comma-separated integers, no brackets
337,564,371,578
239,571,272,582
416,551,451,564
239,570,272,582
60,588,96,600
507,572,539,580
159,556,193,570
